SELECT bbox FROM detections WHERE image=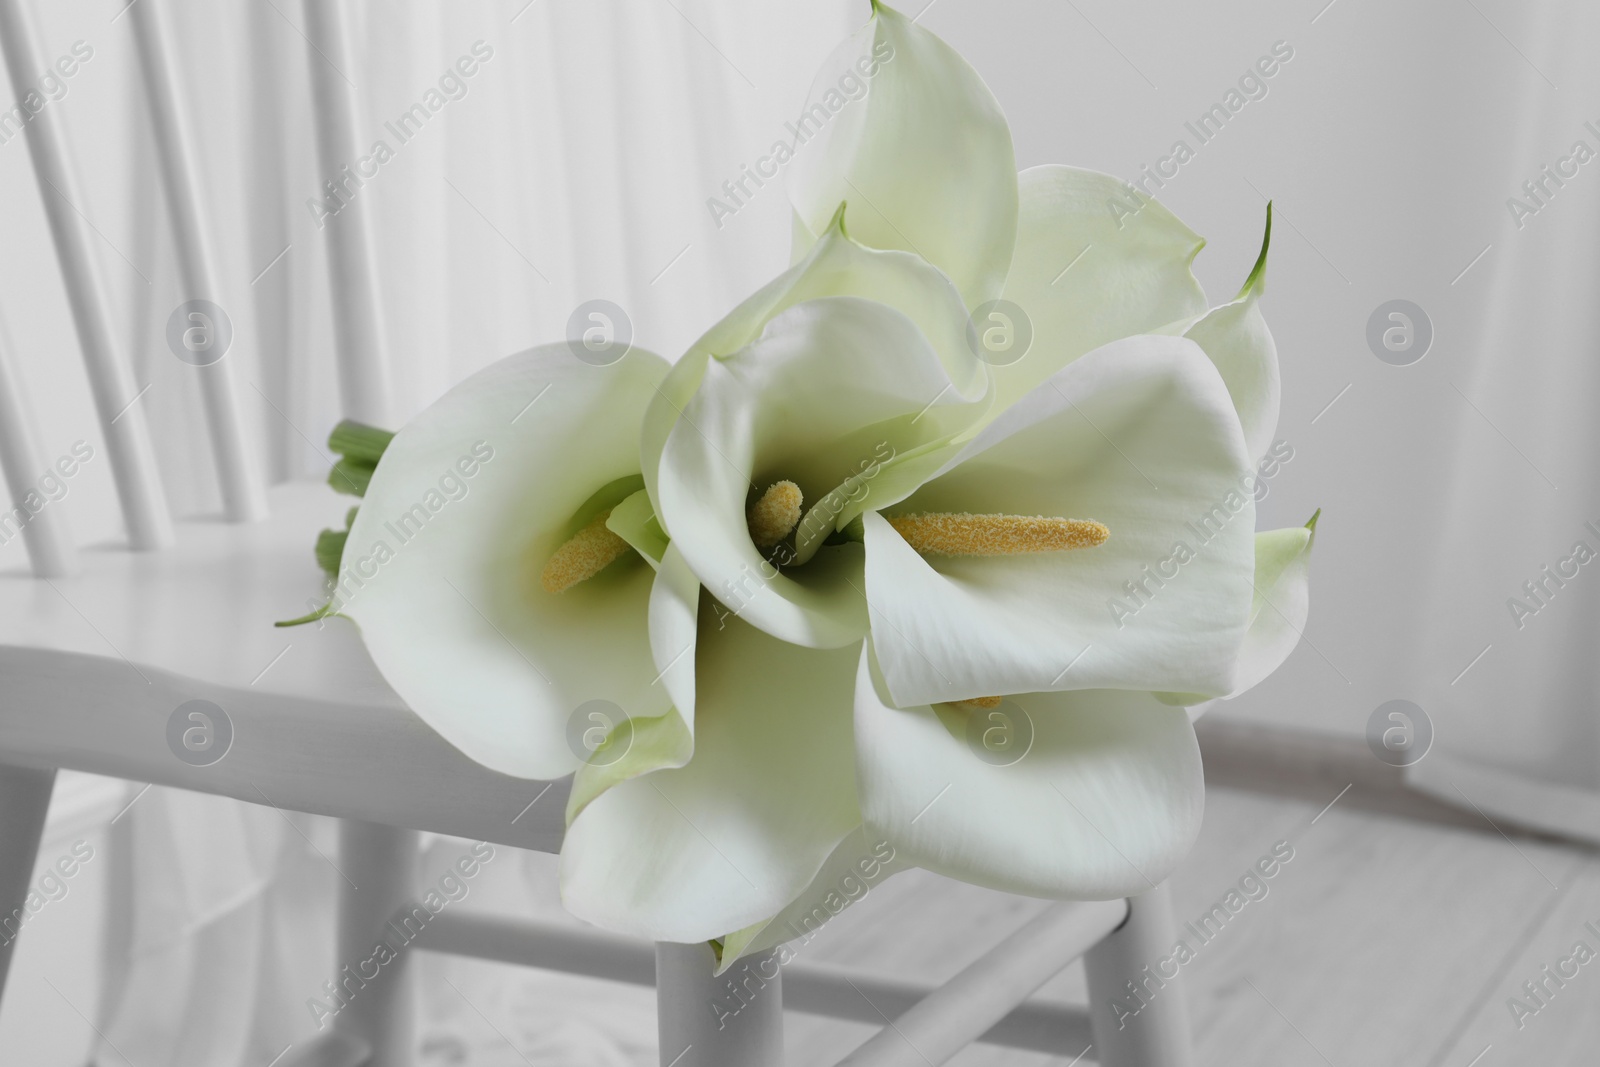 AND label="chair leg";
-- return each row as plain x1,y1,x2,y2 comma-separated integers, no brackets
332,820,419,1067
1083,881,1195,1067
0,765,55,1001
656,941,784,1067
